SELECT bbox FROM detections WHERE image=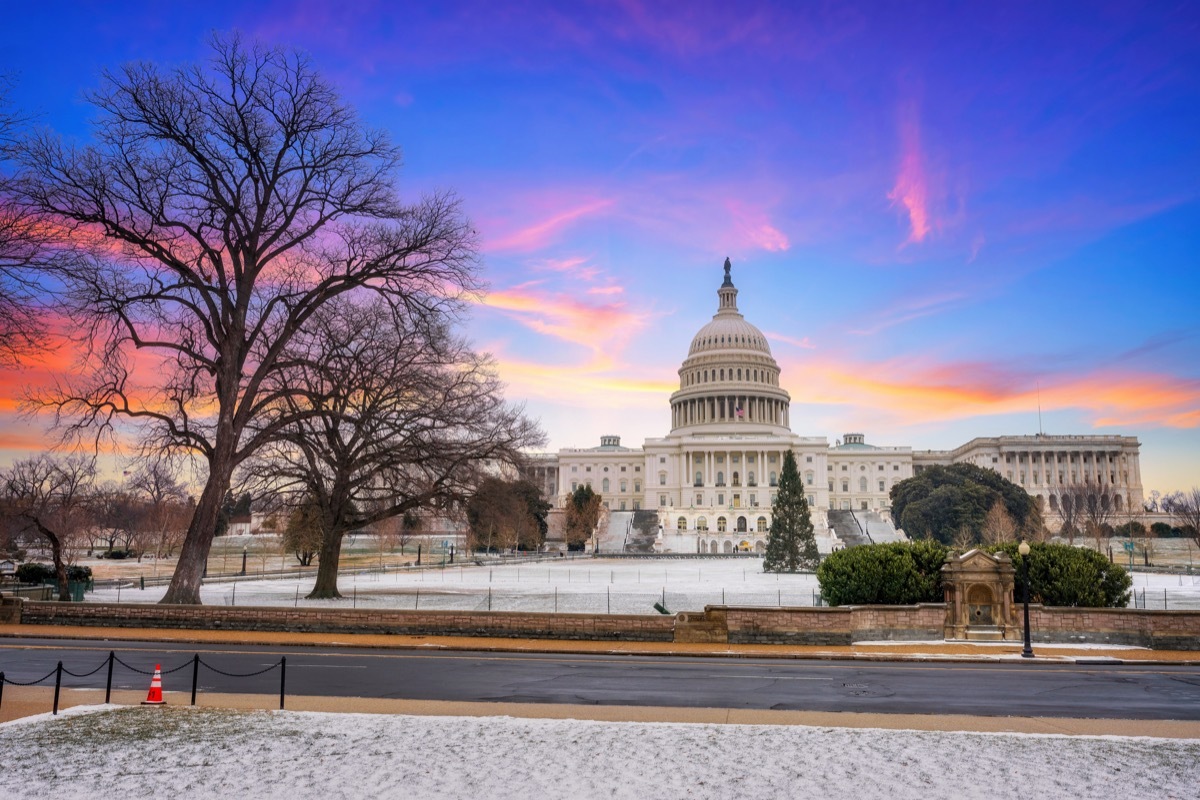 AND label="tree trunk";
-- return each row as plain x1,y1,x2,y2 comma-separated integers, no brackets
308,530,345,599
160,457,233,605
50,537,70,602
